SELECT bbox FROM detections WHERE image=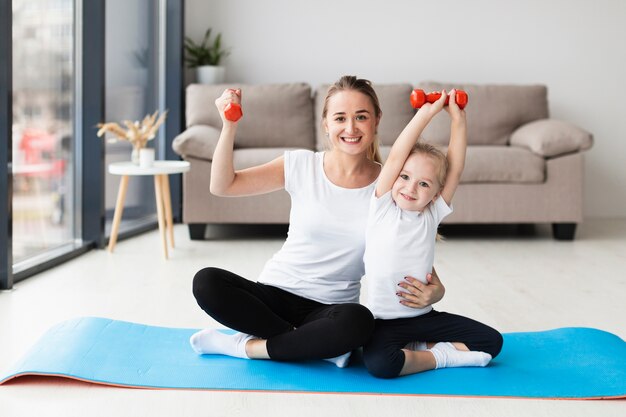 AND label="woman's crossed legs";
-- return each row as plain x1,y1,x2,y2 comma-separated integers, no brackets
191,267,374,362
